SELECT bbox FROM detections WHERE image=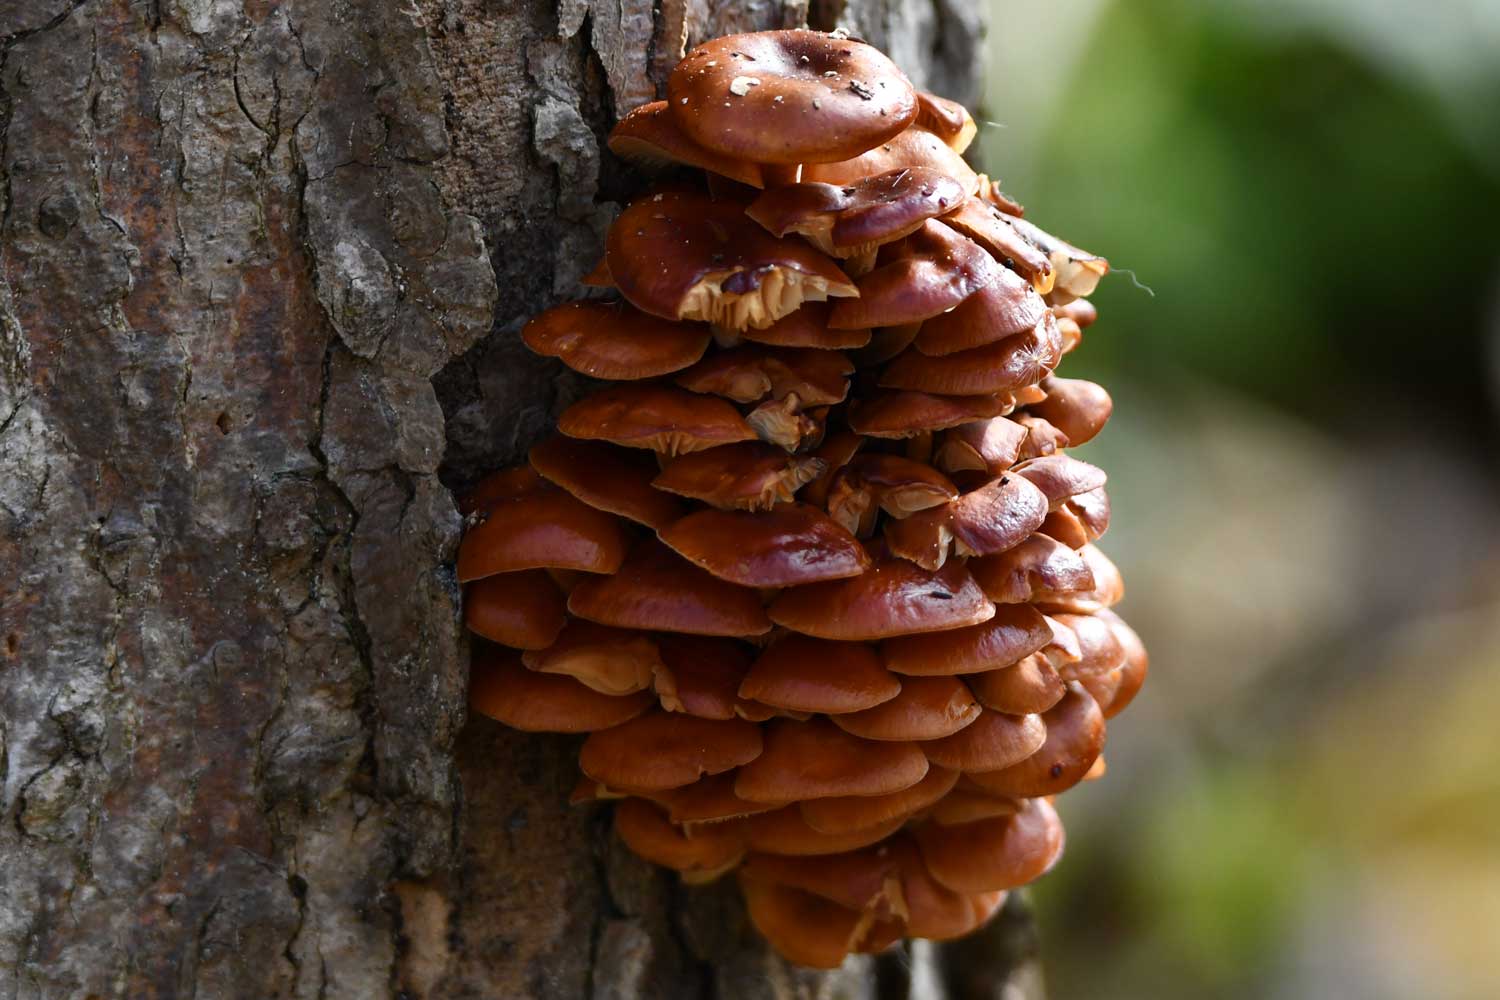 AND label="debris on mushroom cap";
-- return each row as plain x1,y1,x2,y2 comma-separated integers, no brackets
969,533,1097,605
608,189,858,331
675,344,853,405
667,30,917,164
965,653,1068,716
659,502,871,587
469,649,654,732
463,570,568,650
880,314,1063,395
568,541,773,637
914,91,978,153
913,267,1049,357
913,796,1066,893
739,635,901,714
558,382,757,456
522,300,712,380
608,100,767,188
768,551,994,641
1029,374,1114,446
848,389,1016,438
829,220,1003,329
529,434,685,530
579,709,765,791
737,301,872,350
799,765,959,835
940,197,1055,293
614,797,747,880
919,709,1047,772
832,674,981,741
456,483,631,582
746,166,967,258
521,619,660,696
653,441,826,511
881,603,1053,676
963,683,1105,799
746,805,908,856
803,124,980,195
734,716,929,803
933,416,1029,476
